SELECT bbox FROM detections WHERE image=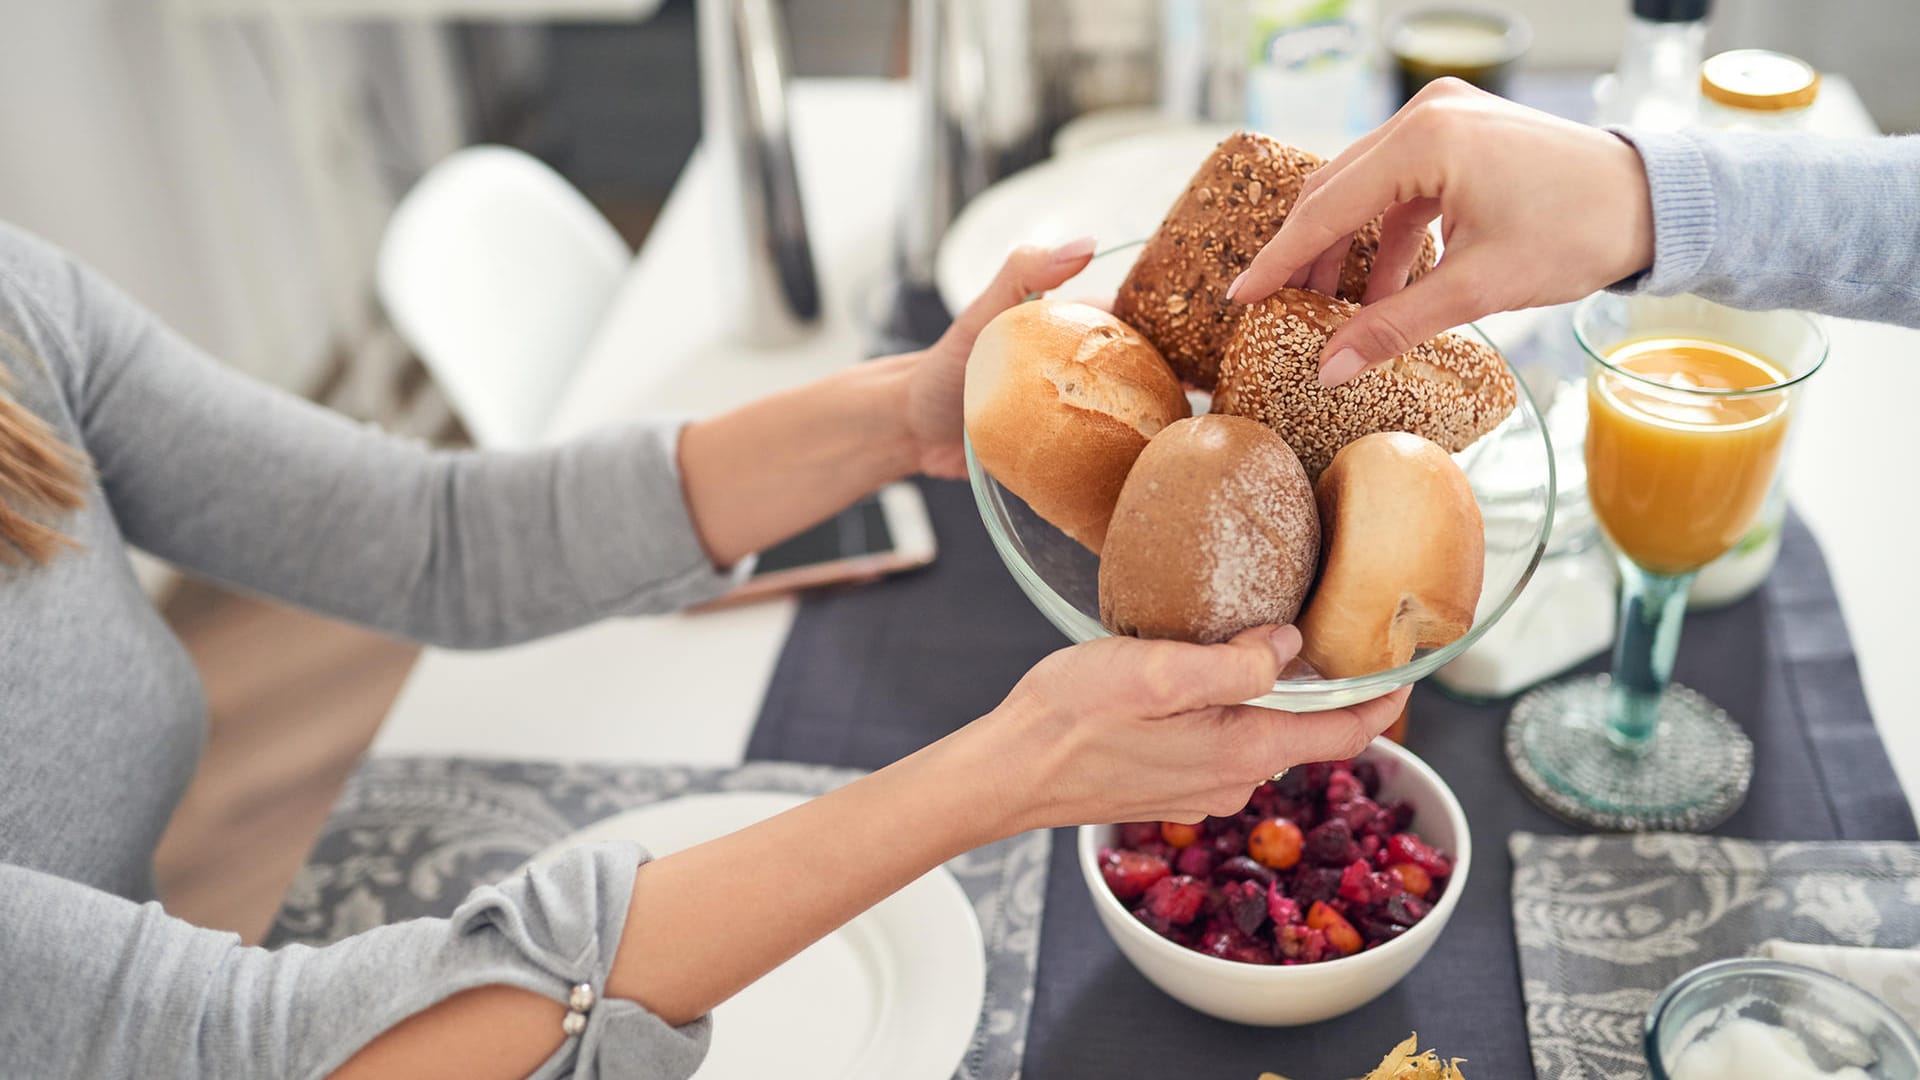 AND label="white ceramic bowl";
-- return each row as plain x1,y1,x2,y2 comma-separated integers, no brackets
1076,738,1471,1026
